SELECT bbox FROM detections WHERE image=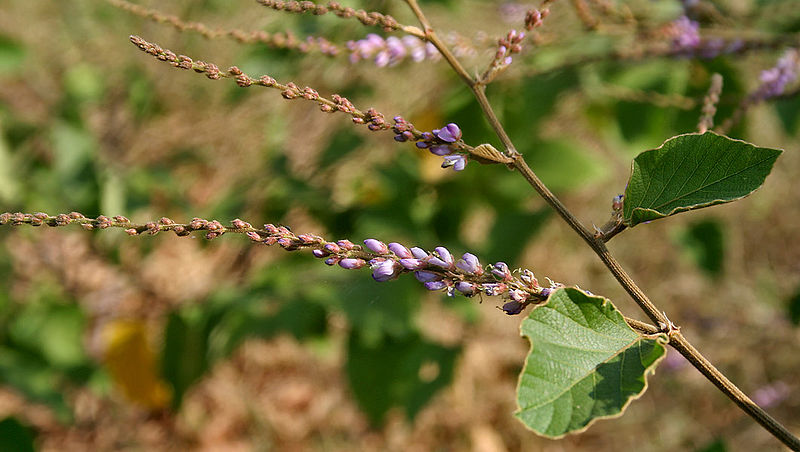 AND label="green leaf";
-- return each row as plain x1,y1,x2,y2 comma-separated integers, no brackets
0,417,36,452
787,286,800,326
676,218,725,278
0,35,26,74
346,330,459,425
623,132,781,227
161,308,223,409
515,288,666,438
